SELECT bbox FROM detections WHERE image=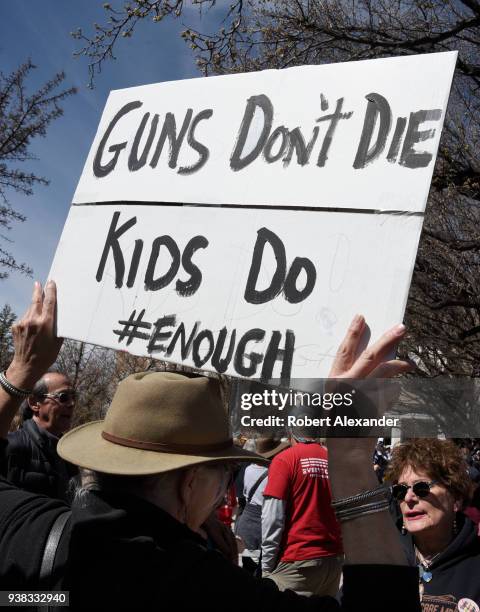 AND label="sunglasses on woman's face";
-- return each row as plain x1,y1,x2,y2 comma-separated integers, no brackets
392,480,438,501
